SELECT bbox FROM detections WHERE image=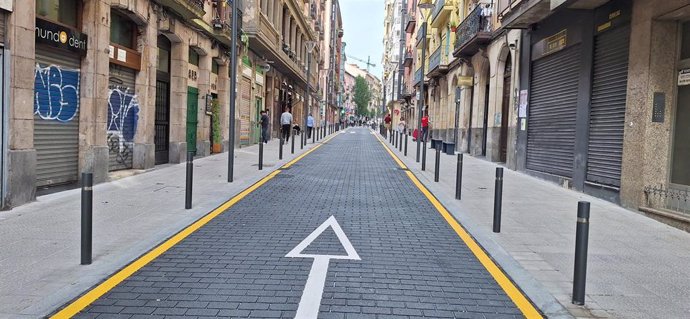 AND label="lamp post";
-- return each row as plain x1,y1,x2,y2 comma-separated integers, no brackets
416,0,433,163
227,0,239,182
305,41,316,145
